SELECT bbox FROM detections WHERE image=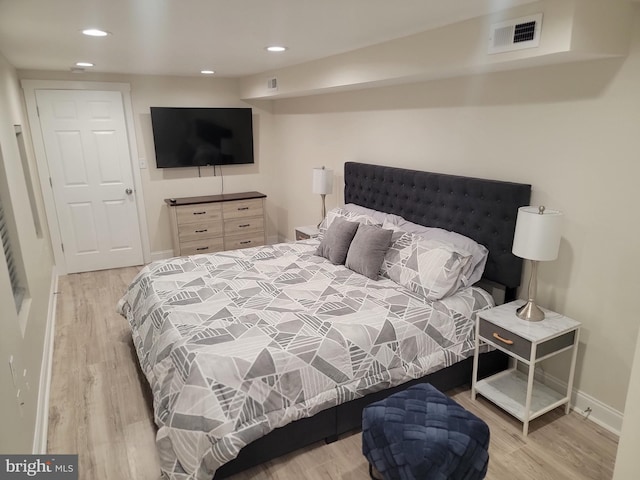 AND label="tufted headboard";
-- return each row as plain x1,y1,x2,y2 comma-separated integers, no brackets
344,162,531,293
